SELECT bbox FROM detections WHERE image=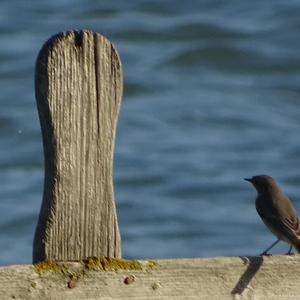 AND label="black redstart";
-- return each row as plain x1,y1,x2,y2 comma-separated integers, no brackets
245,175,300,255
